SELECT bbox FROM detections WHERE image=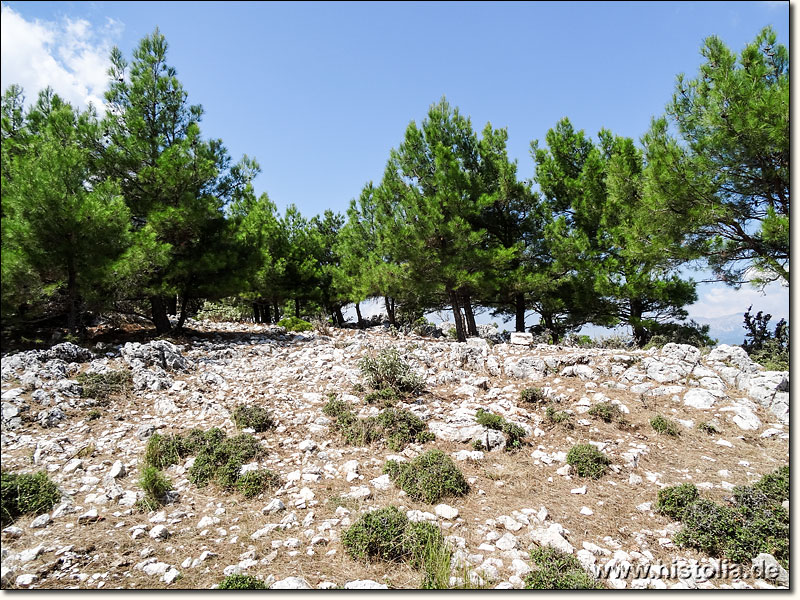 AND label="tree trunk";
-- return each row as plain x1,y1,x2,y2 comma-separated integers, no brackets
355,302,364,328
543,313,558,344
449,290,466,342
384,296,396,327
335,306,345,327
252,303,261,323
273,300,280,322
630,301,648,347
462,293,479,337
66,257,78,333
261,302,272,324
150,296,172,333
515,293,526,332
166,295,178,316
294,298,300,319
176,293,190,330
